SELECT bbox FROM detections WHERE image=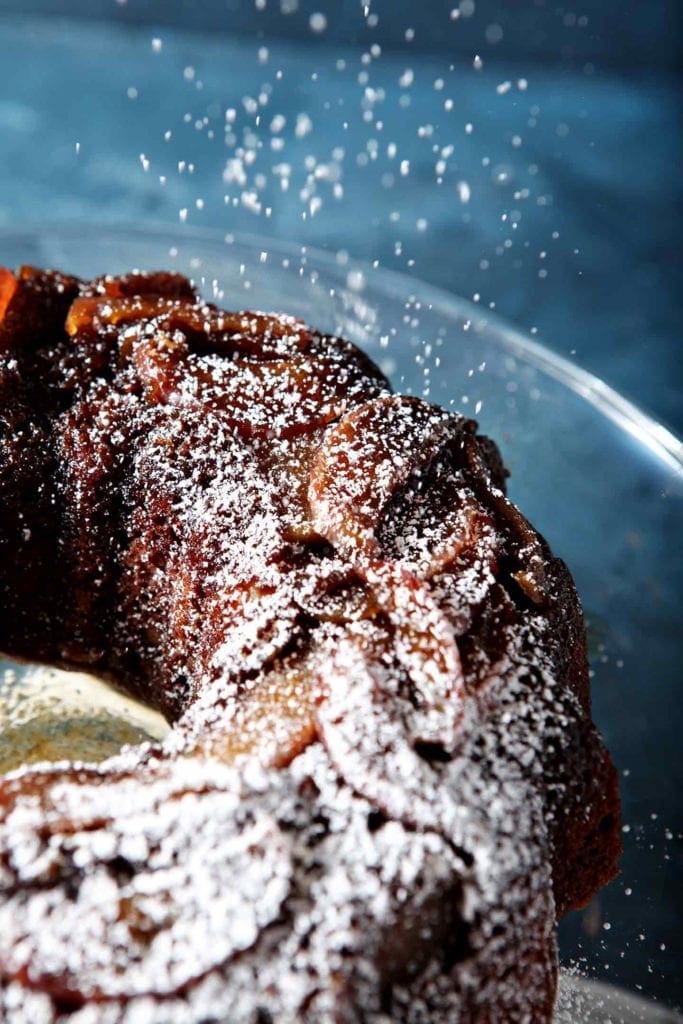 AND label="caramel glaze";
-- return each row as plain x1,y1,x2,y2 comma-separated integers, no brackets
0,266,621,1023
